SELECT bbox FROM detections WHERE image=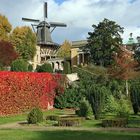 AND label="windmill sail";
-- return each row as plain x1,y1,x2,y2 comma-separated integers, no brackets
22,18,40,23
44,2,48,18
50,22,67,27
